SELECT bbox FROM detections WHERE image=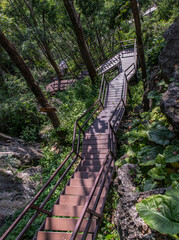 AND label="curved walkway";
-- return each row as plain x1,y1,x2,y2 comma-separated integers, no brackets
0,40,137,240
36,48,137,240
